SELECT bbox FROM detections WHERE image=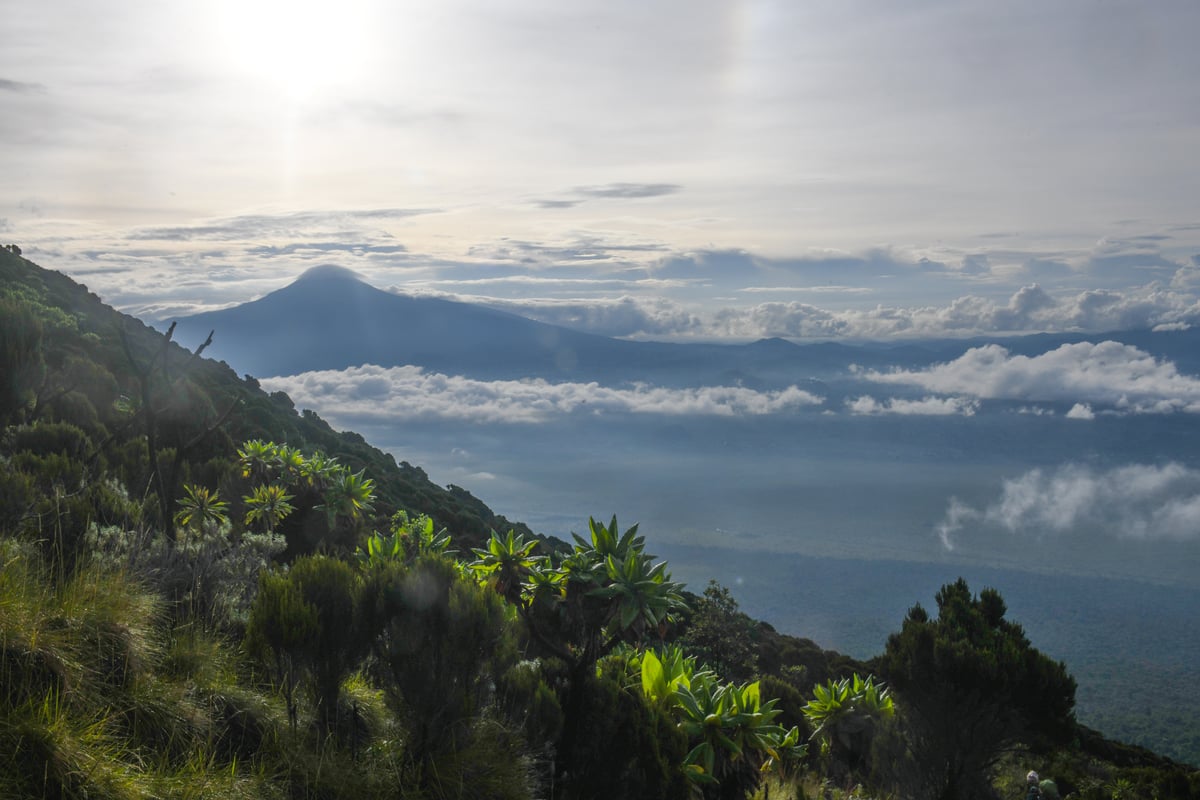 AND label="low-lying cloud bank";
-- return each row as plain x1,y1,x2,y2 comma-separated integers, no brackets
468,282,1200,341
845,395,978,416
864,341,1200,414
936,463,1200,549
261,365,824,424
